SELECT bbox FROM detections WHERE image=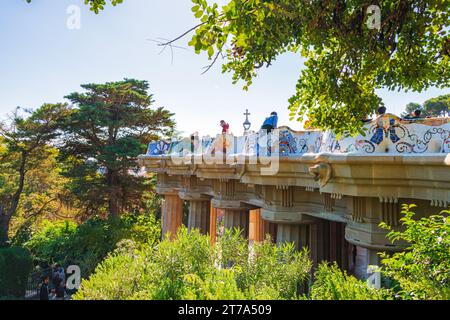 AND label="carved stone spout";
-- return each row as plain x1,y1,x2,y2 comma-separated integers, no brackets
309,163,332,188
